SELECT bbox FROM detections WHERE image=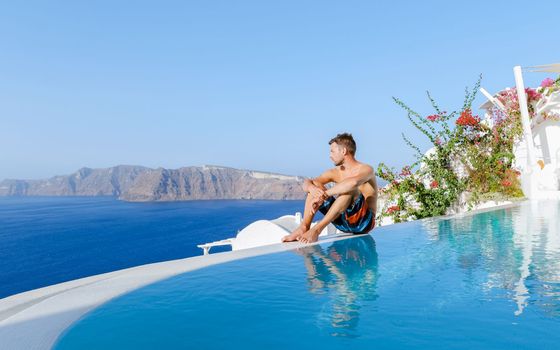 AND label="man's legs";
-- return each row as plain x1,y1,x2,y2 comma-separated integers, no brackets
282,191,321,242
297,190,359,243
